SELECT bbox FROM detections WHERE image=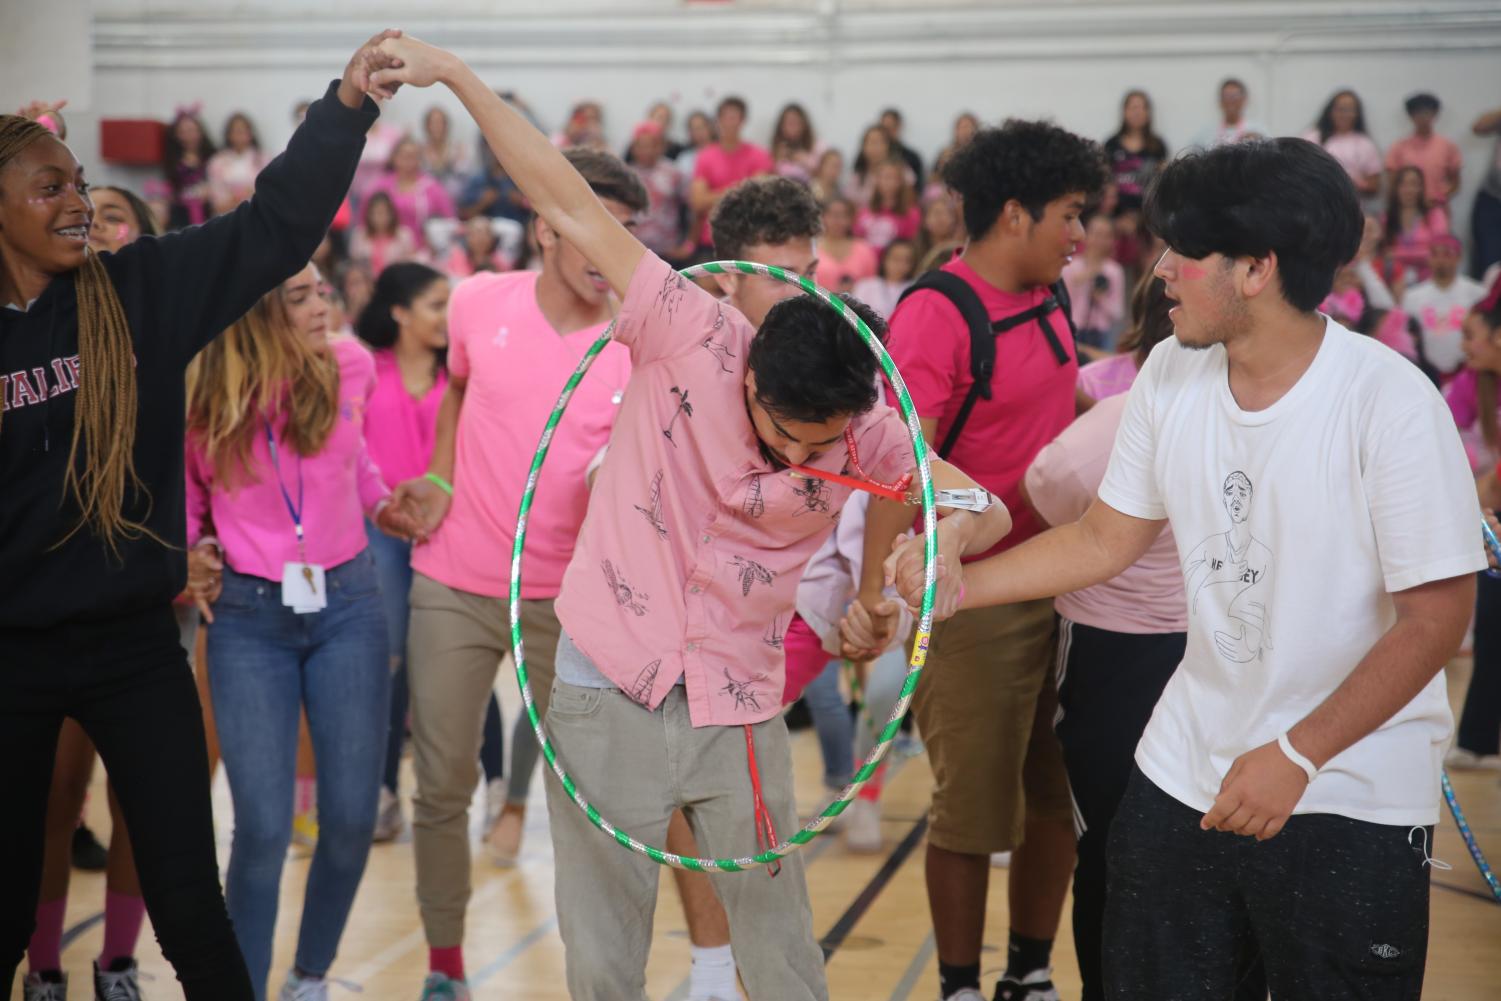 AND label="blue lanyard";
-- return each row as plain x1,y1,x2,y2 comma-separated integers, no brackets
264,421,307,560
